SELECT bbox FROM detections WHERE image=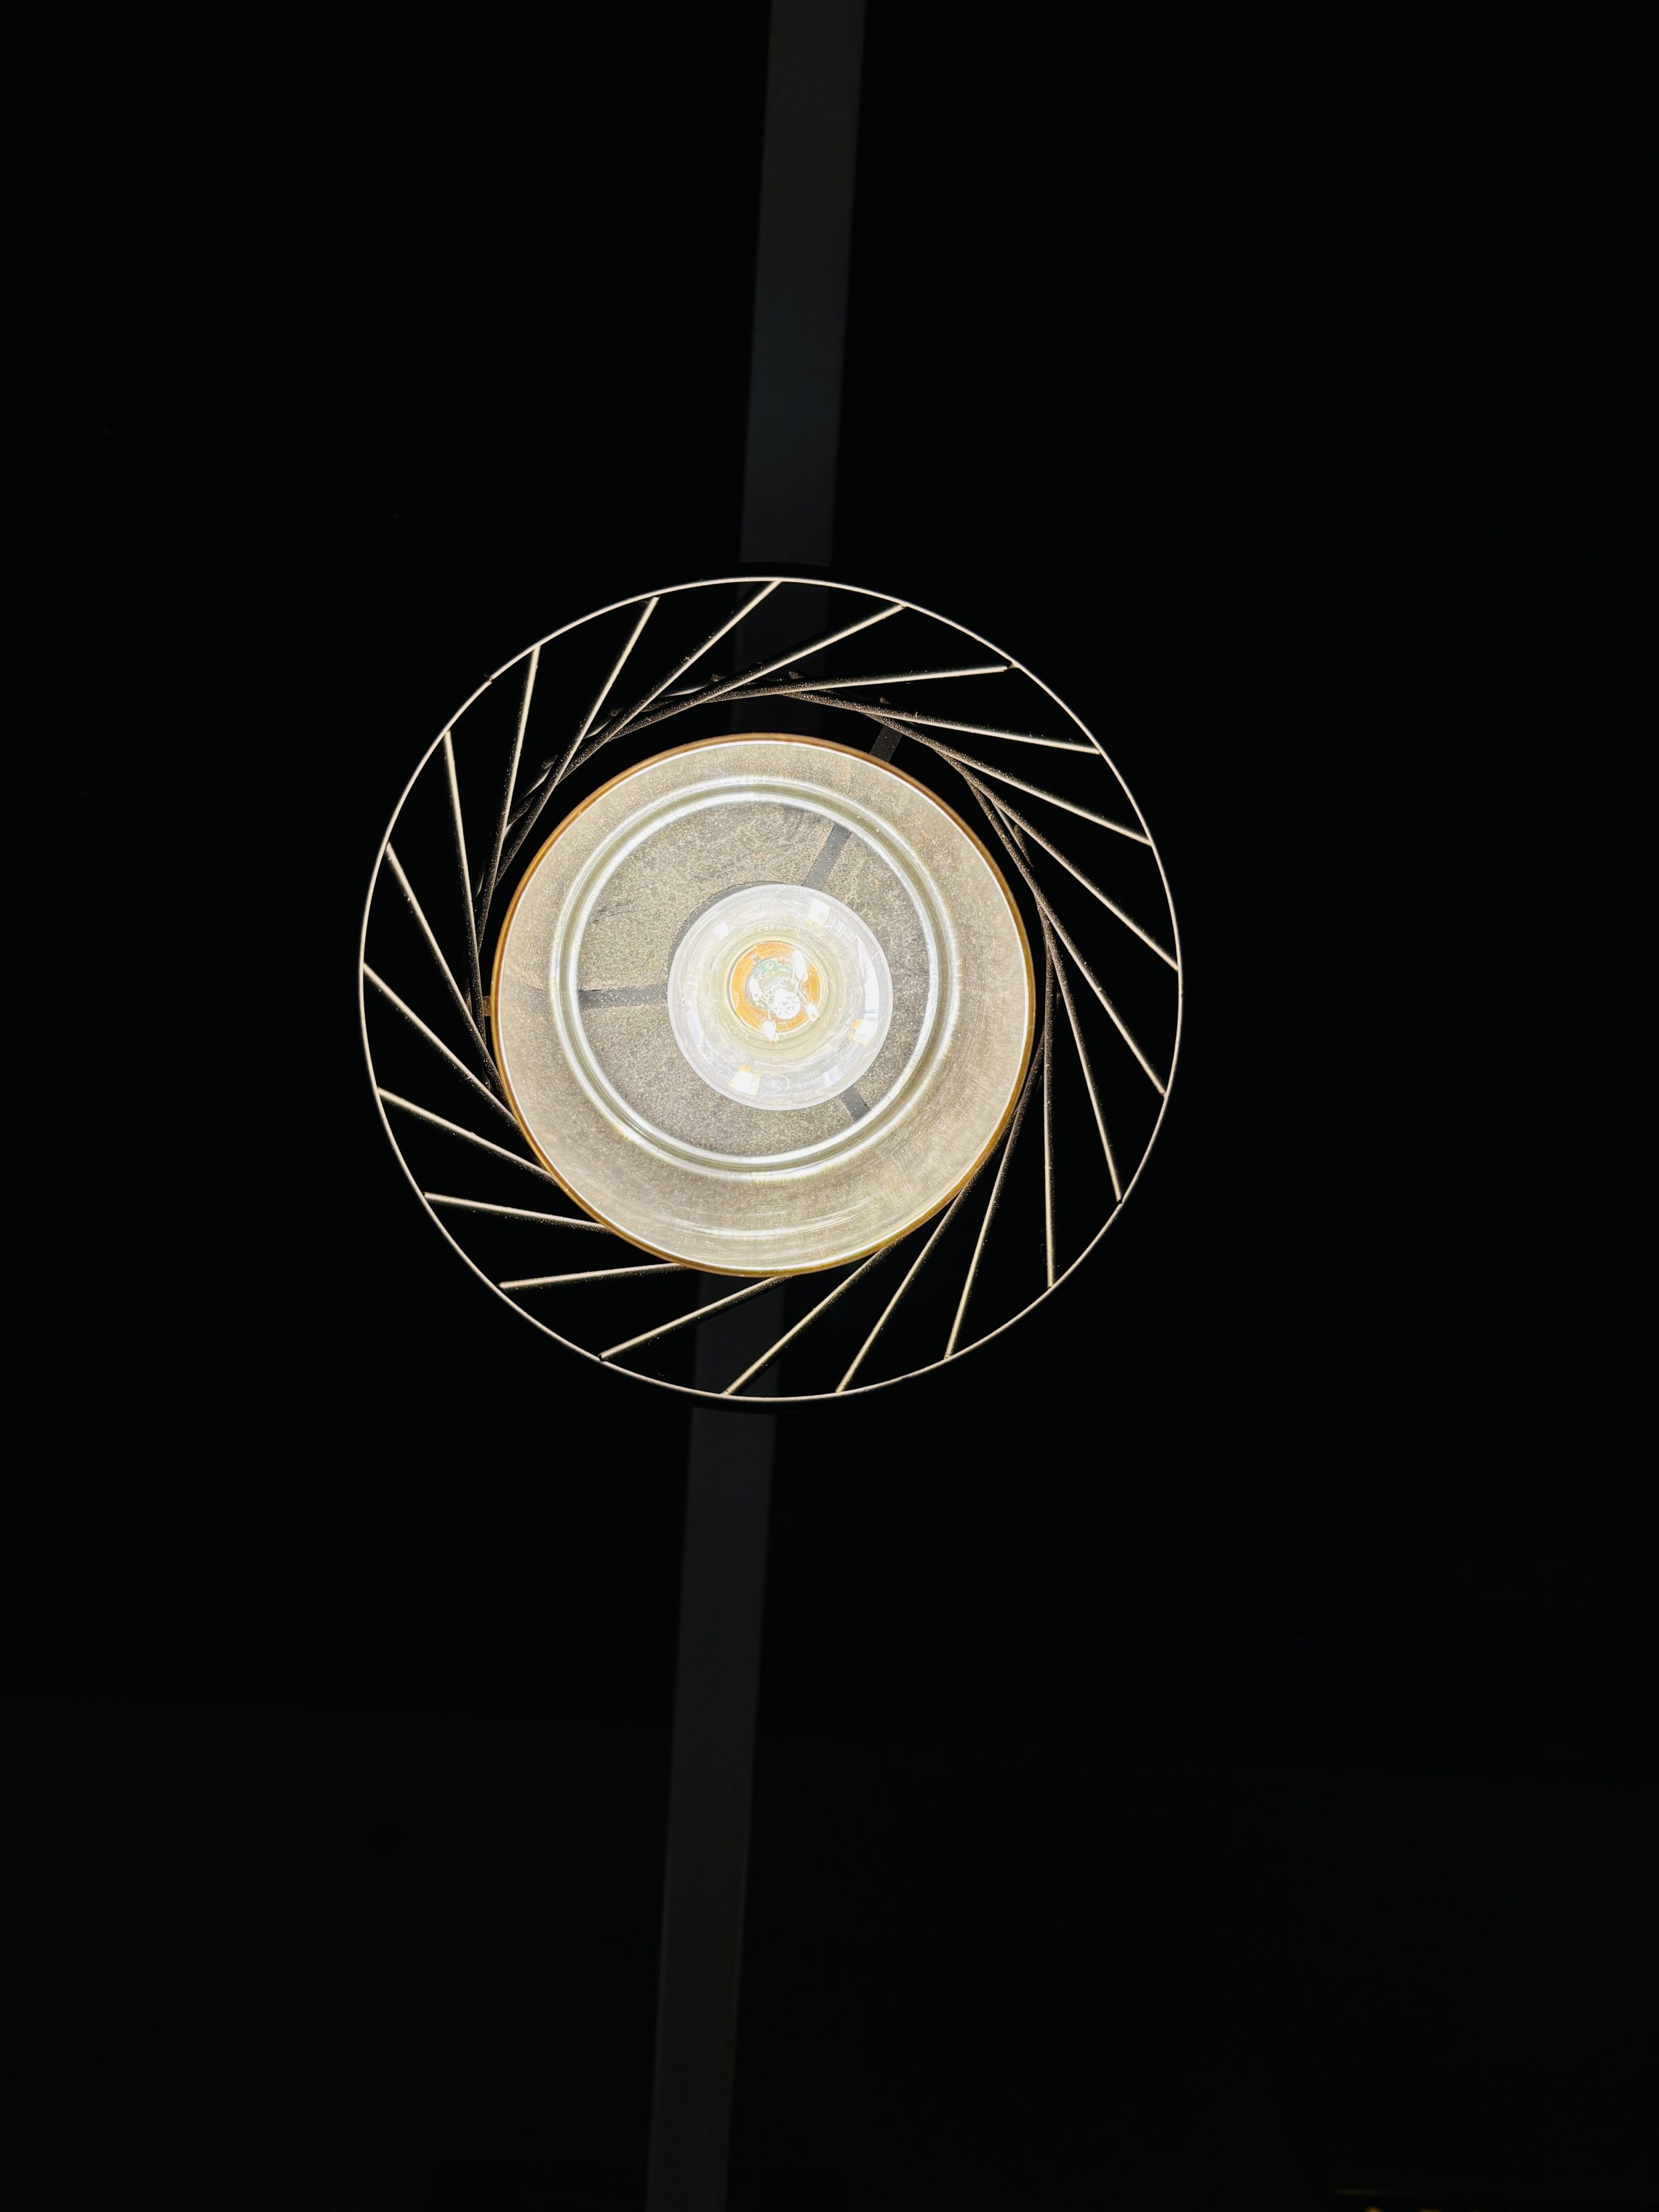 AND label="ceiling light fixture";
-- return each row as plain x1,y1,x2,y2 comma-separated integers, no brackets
359,577,1181,1400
